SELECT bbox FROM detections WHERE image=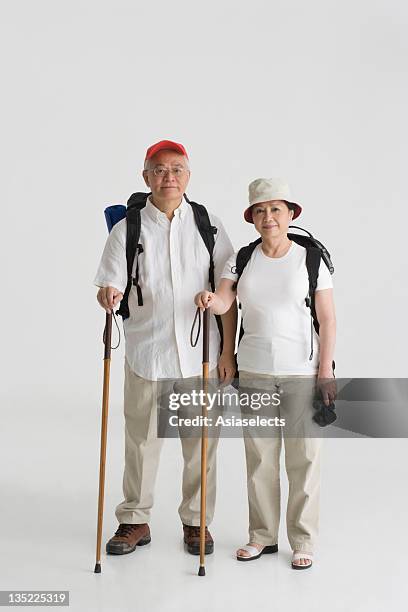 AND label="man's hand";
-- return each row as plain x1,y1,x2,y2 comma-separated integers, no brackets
218,352,236,386
97,286,123,313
